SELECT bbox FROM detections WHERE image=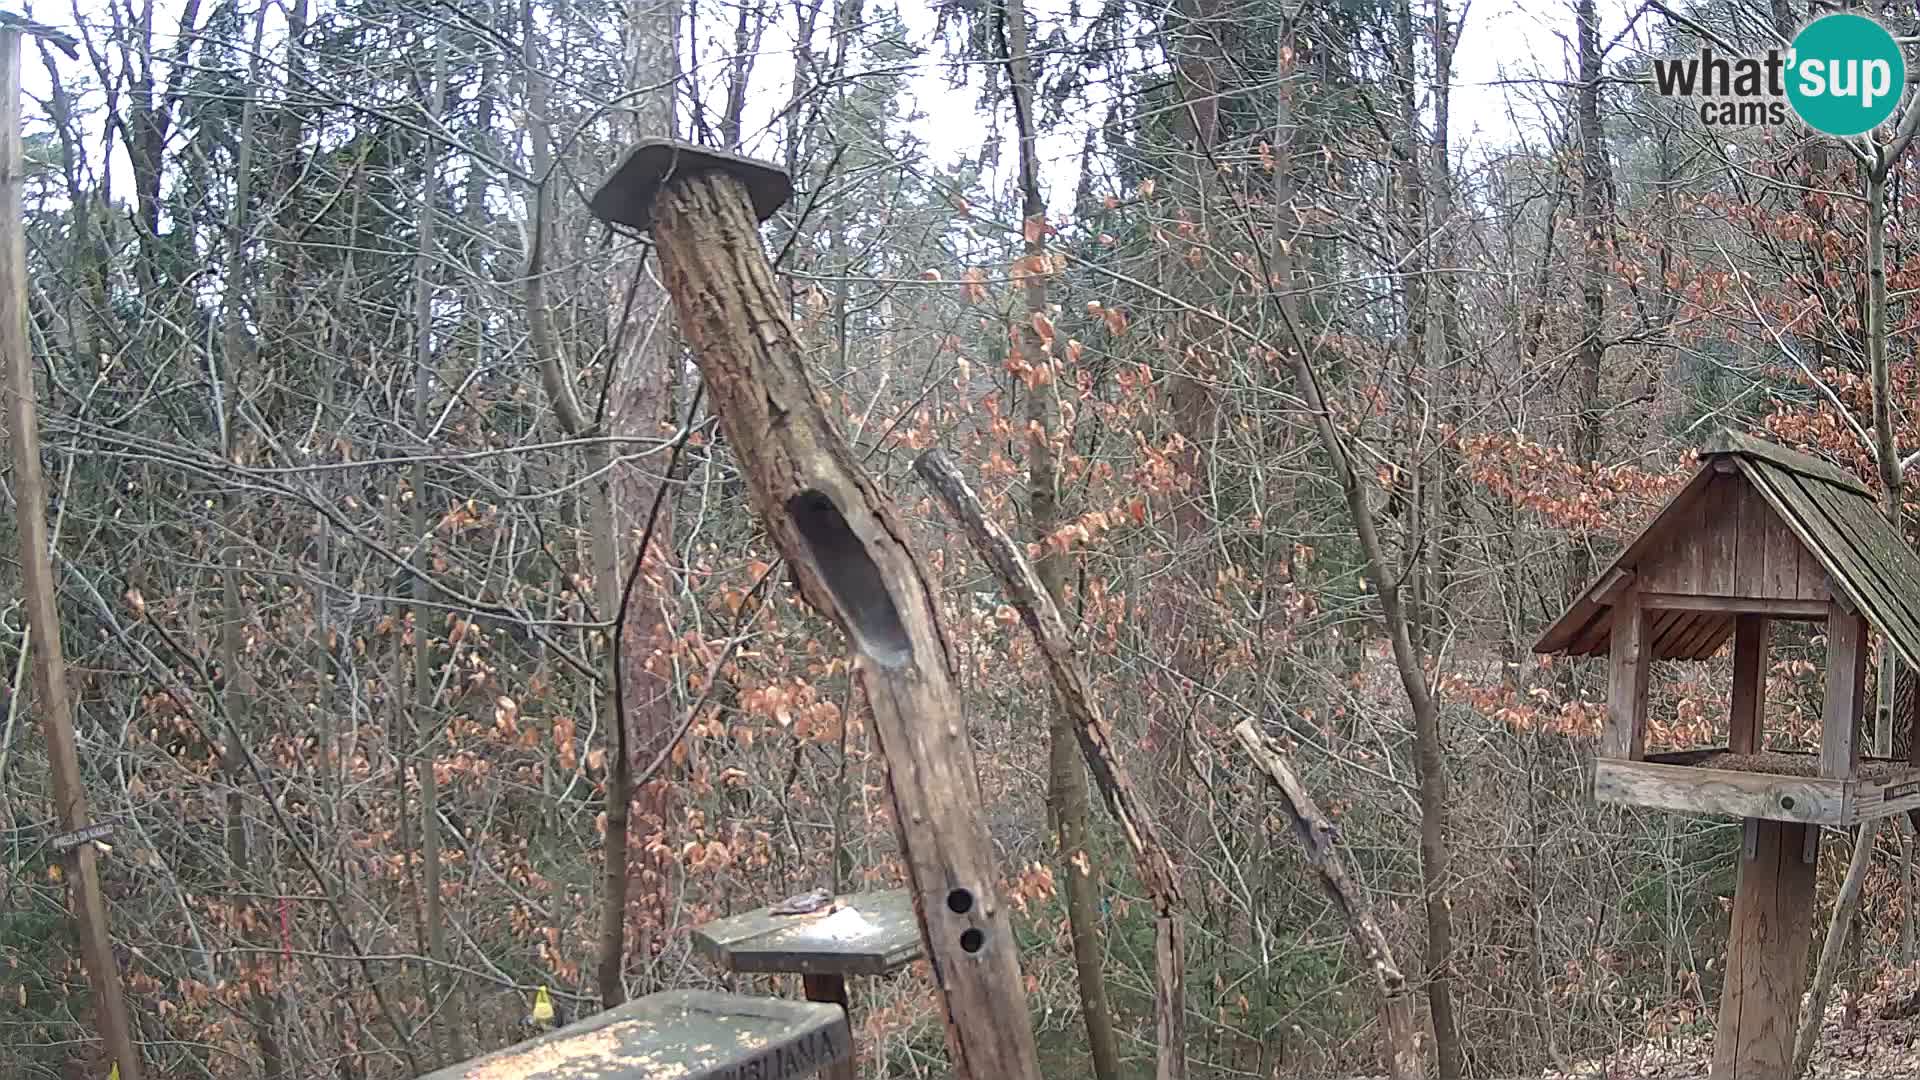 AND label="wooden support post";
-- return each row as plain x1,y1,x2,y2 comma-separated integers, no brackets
1729,615,1769,755
0,28,145,1080
801,975,856,1080
588,139,1041,1080
1910,663,1920,767
1605,588,1651,760
1823,604,1868,780
1710,820,1819,1080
